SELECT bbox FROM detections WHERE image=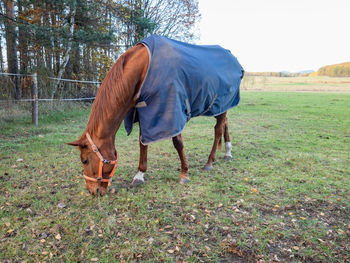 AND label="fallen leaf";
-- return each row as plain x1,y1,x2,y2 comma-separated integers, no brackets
55,234,61,240
90,258,99,262
243,177,248,181
5,222,10,227
17,158,24,162
300,217,306,220
251,188,258,193
337,229,344,234
167,249,174,254
40,232,48,239
293,246,299,251
288,212,293,216
57,203,66,209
